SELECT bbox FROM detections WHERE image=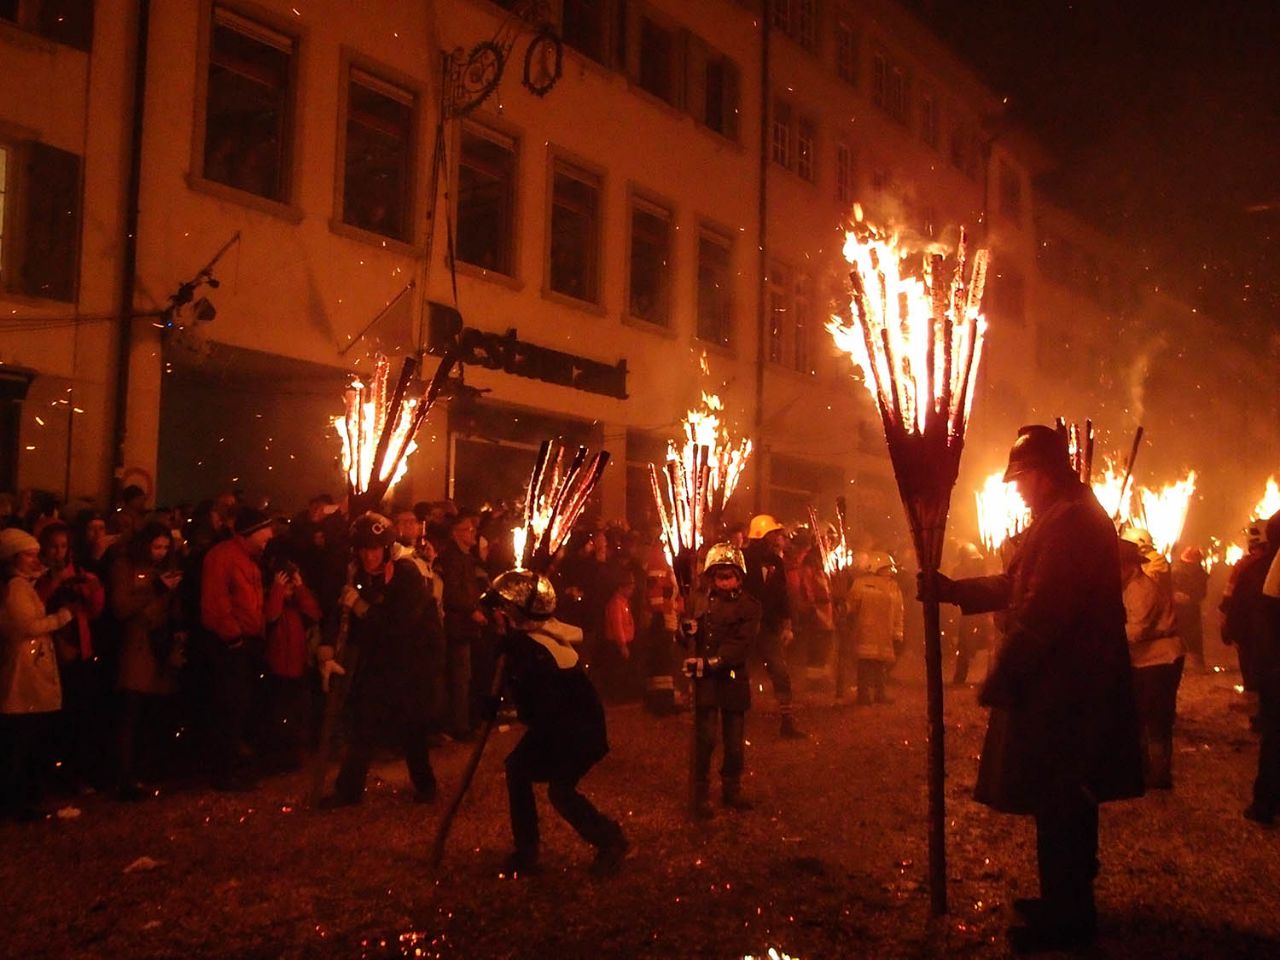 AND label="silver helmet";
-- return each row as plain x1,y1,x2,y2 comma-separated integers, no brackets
703,541,746,576
484,569,556,619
